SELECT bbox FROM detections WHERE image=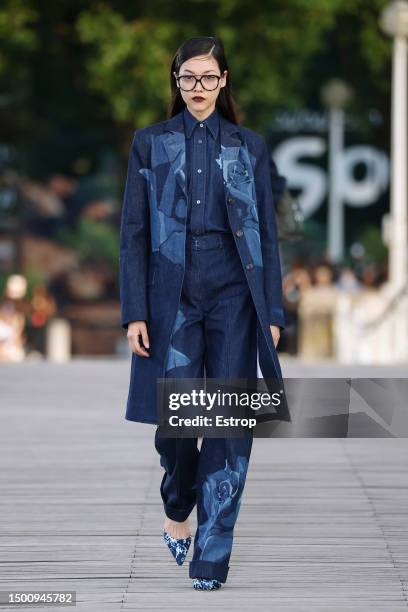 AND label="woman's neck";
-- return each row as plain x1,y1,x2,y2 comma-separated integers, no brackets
185,103,216,122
